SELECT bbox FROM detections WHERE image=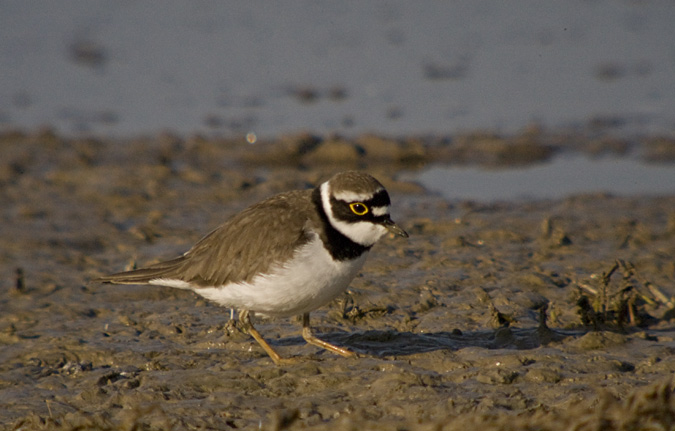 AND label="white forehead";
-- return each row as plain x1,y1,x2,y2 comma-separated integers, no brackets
371,206,389,216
